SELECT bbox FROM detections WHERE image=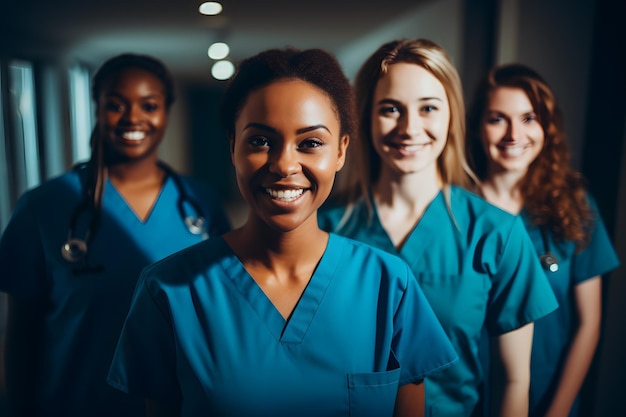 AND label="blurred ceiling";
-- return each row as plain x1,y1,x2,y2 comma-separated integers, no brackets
1,0,432,82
